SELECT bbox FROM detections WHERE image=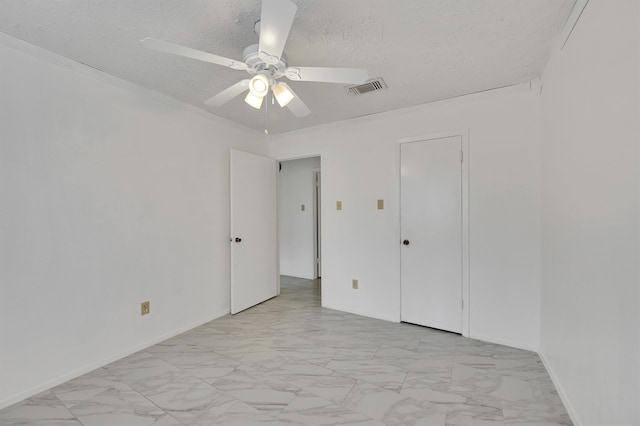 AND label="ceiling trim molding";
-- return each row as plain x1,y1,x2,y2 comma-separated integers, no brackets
539,0,589,86
558,0,590,50
272,81,535,137
0,31,262,136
